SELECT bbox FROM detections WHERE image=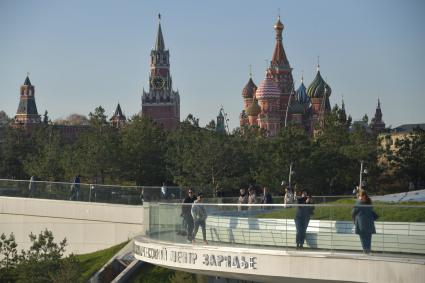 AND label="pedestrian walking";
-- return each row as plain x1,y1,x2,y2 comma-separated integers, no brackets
28,176,36,197
69,175,81,201
191,193,208,244
161,182,168,199
352,190,377,254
